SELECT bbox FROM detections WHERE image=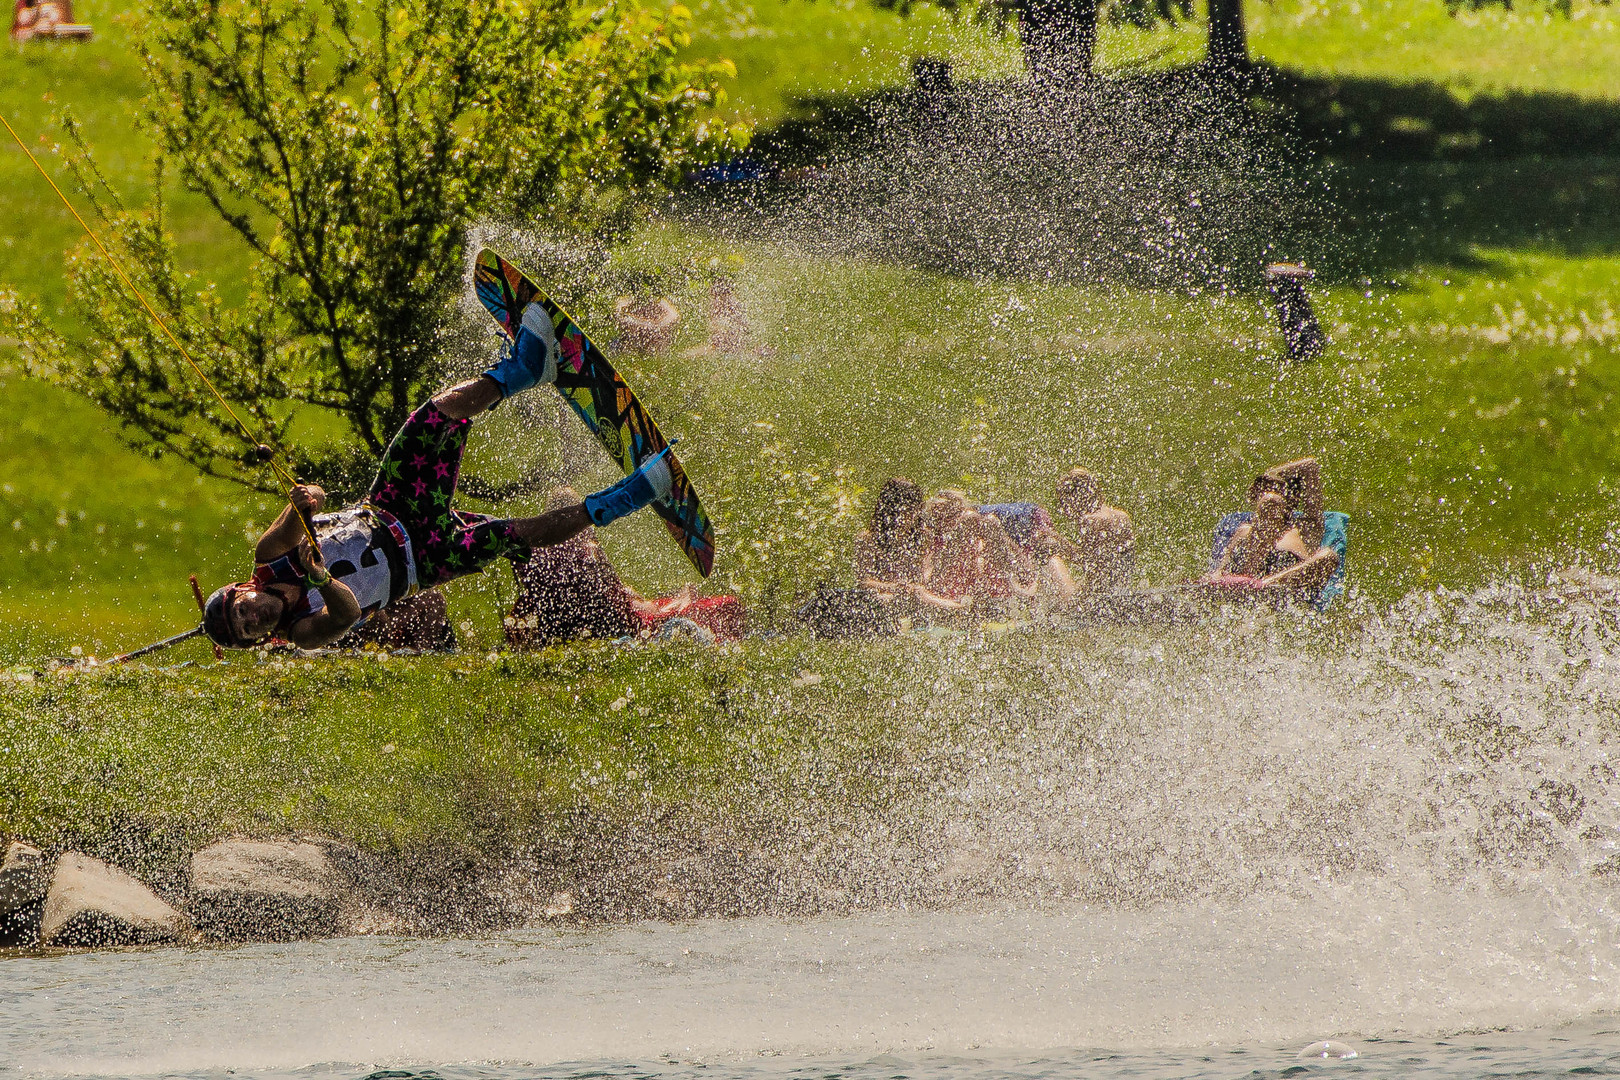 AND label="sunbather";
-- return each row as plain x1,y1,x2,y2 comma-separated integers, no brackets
854,477,928,589
11,0,89,41
1054,467,1136,593
506,488,742,647
1204,457,1344,605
